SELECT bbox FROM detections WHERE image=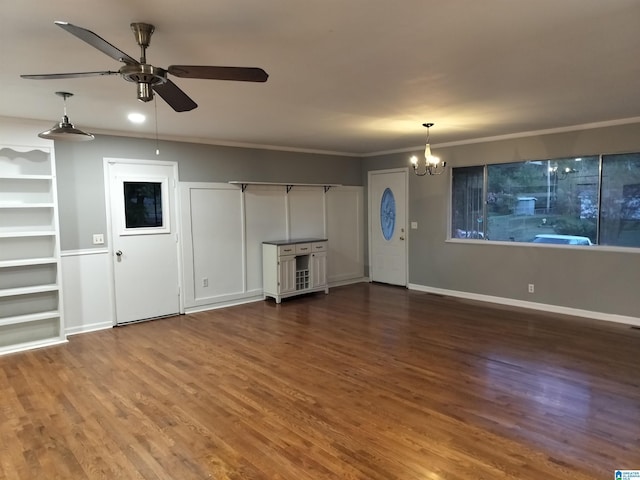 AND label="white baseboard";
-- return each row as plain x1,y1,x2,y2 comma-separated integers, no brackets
66,322,113,336
0,338,68,356
329,276,369,288
184,294,265,314
407,283,640,328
